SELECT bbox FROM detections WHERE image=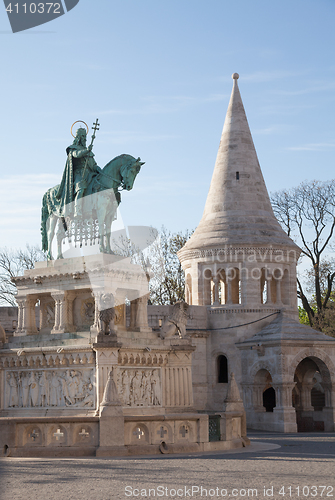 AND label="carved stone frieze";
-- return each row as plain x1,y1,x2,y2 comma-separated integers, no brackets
4,367,95,409
81,298,95,324
117,350,168,366
0,351,95,370
115,368,162,407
